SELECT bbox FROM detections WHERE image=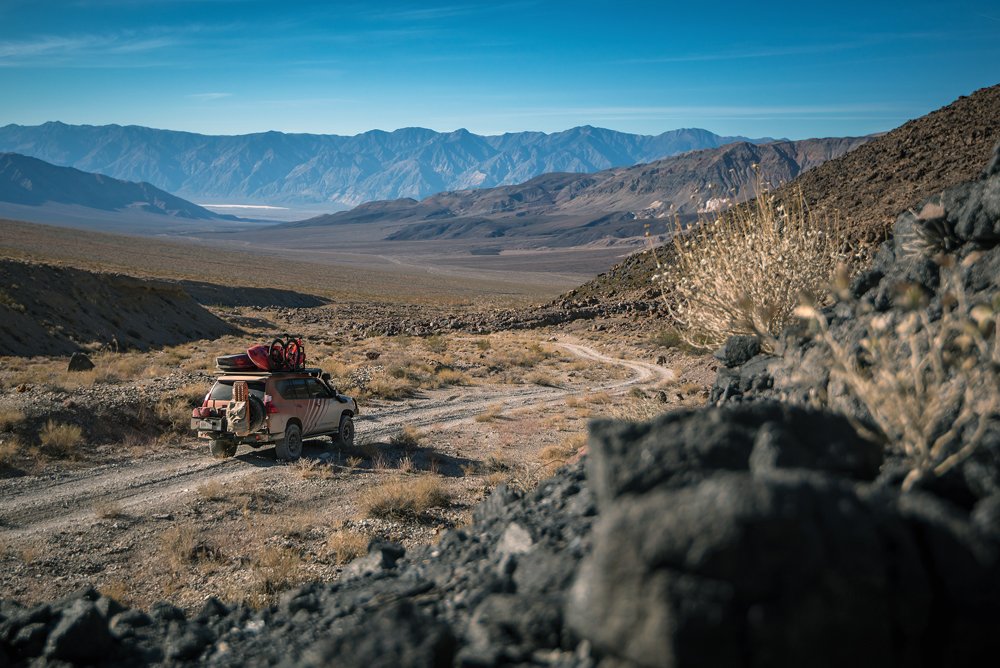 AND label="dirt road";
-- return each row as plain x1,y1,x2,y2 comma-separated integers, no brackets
0,338,674,542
